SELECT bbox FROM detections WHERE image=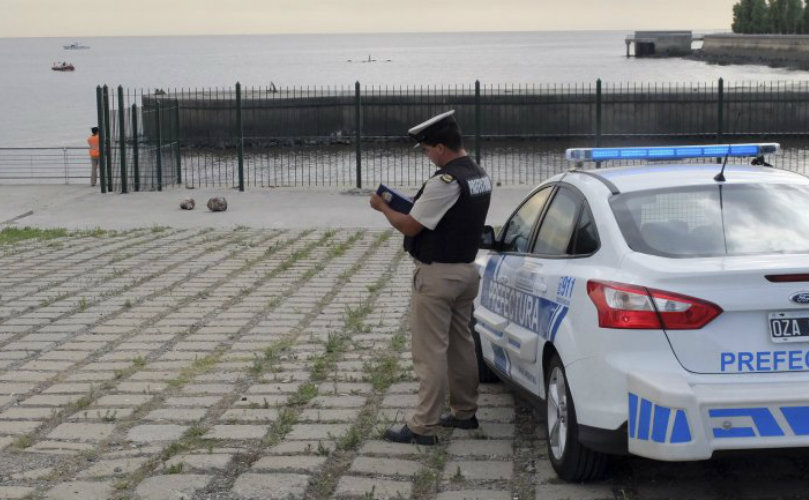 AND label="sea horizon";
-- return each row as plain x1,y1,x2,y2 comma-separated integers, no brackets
1,30,807,147
0,28,732,40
